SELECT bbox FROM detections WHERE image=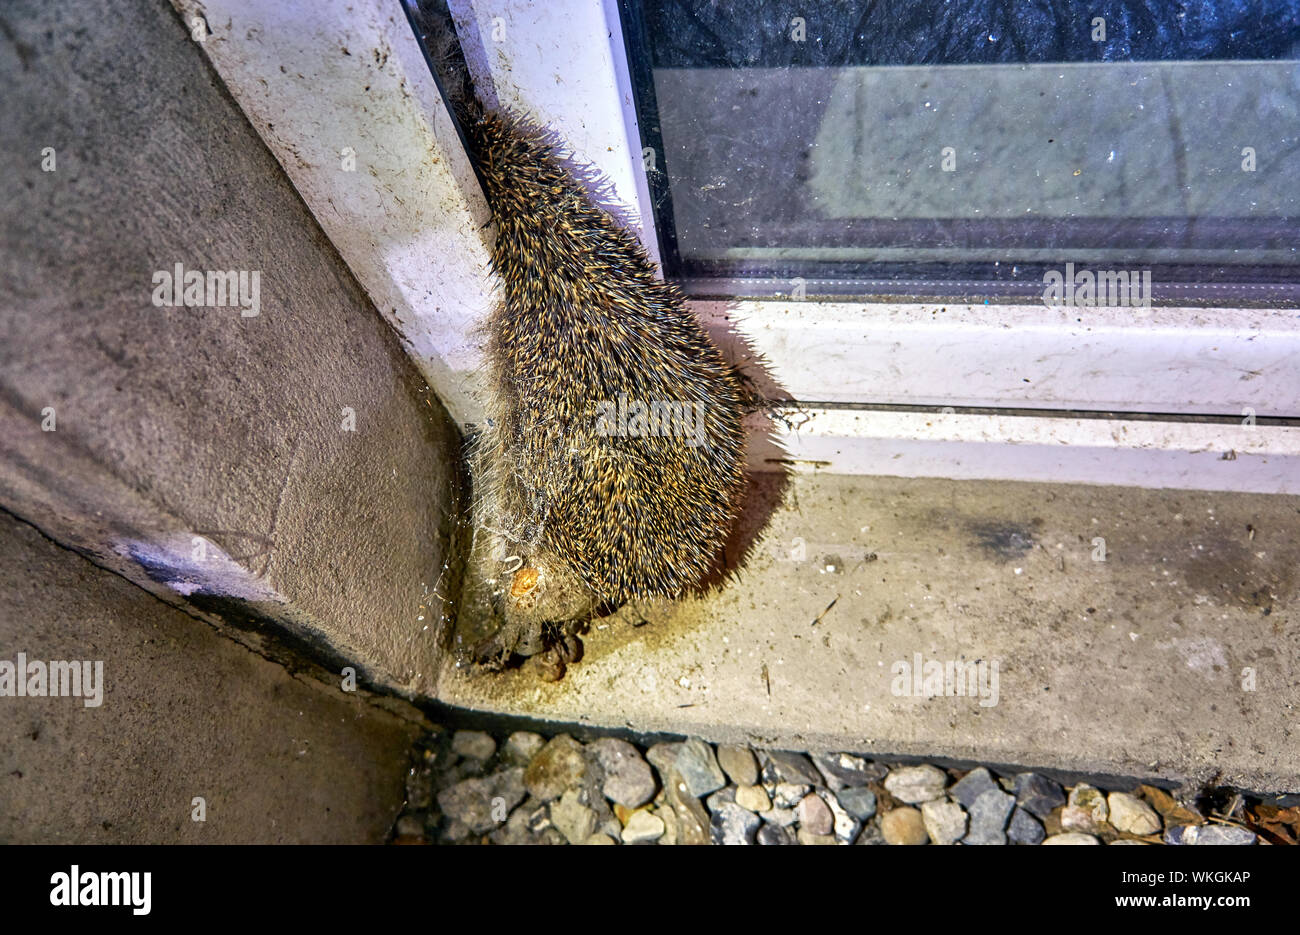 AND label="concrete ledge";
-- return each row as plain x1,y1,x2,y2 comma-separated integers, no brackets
442,471,1299,795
